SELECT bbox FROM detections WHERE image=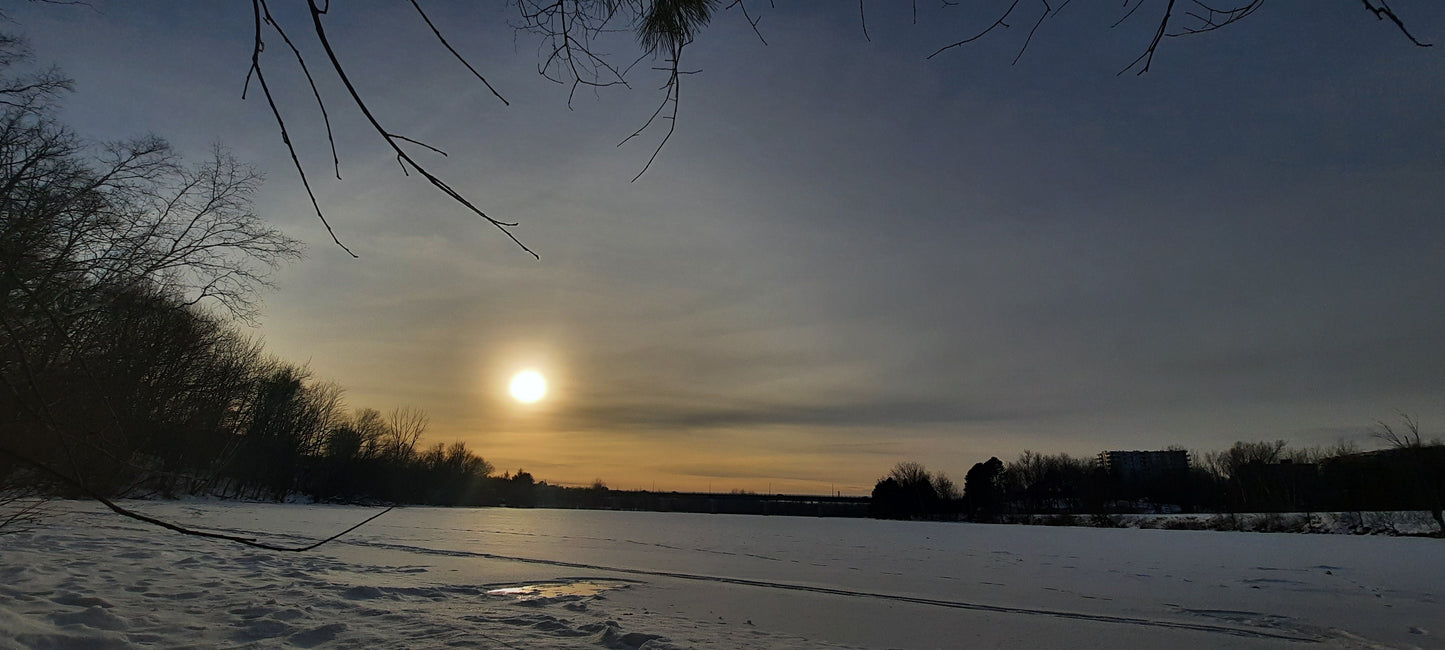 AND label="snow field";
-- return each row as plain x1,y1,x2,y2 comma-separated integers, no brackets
1,501,1441,648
